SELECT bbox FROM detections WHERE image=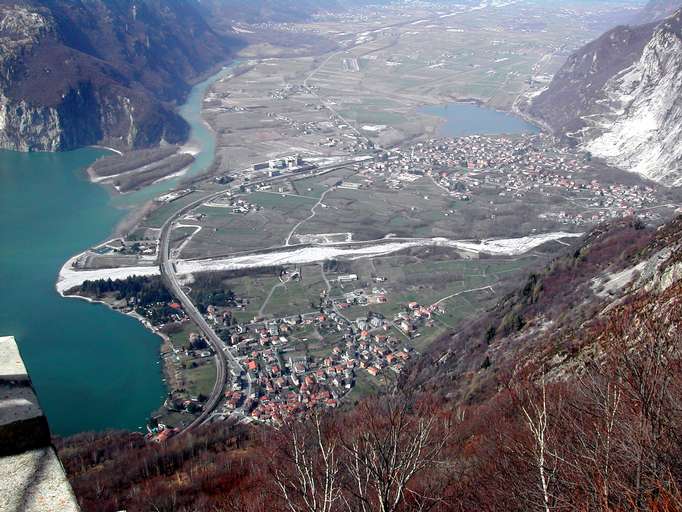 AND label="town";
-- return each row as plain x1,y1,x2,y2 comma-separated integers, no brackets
147,268,447,430
380,133,663,225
